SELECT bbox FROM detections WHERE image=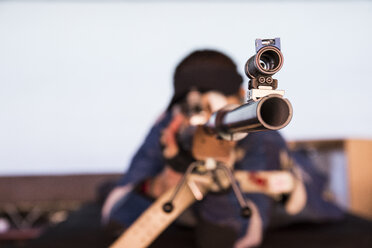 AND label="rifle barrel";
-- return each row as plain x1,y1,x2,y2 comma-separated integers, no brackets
205,95,292,134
